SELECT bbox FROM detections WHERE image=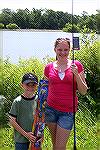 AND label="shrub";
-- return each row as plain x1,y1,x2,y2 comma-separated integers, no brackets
73,32,100,117
63,23,80,33
0,23,4,29
6,23,19,29
0,96,8,125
